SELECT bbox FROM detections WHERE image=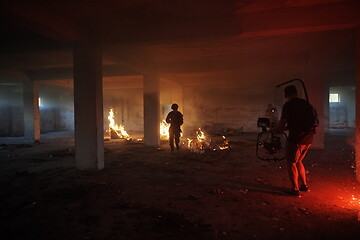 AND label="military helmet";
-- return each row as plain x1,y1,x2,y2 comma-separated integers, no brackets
171,103,179,110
